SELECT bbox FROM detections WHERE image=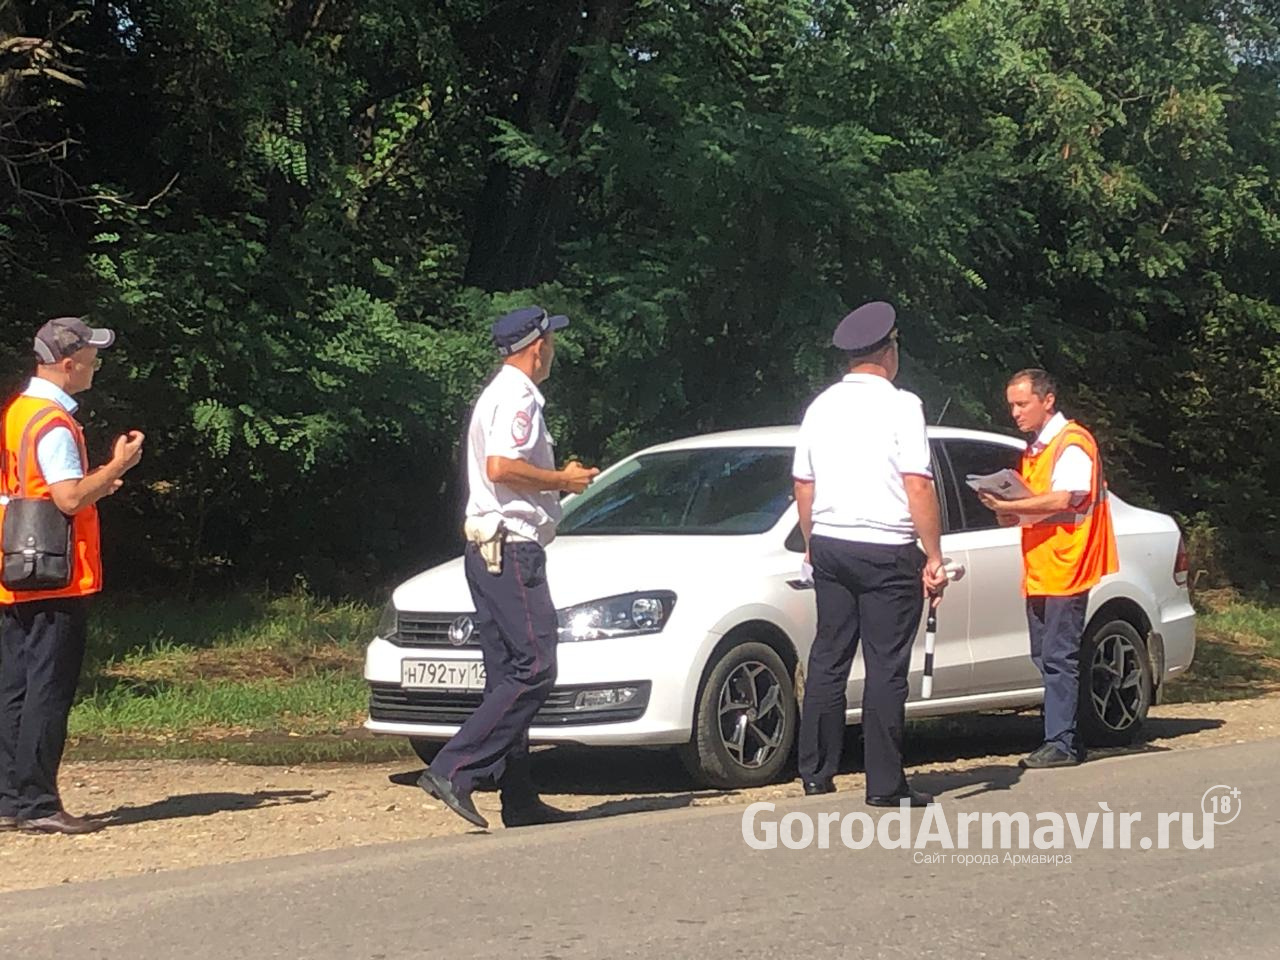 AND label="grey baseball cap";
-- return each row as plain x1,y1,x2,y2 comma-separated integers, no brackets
33,316,115,363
